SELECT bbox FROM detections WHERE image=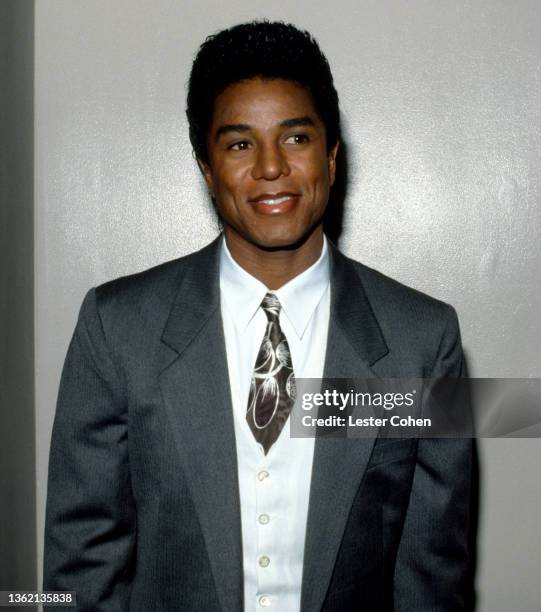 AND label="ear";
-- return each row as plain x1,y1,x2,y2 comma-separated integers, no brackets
196,157,215,195
327,141,340,186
